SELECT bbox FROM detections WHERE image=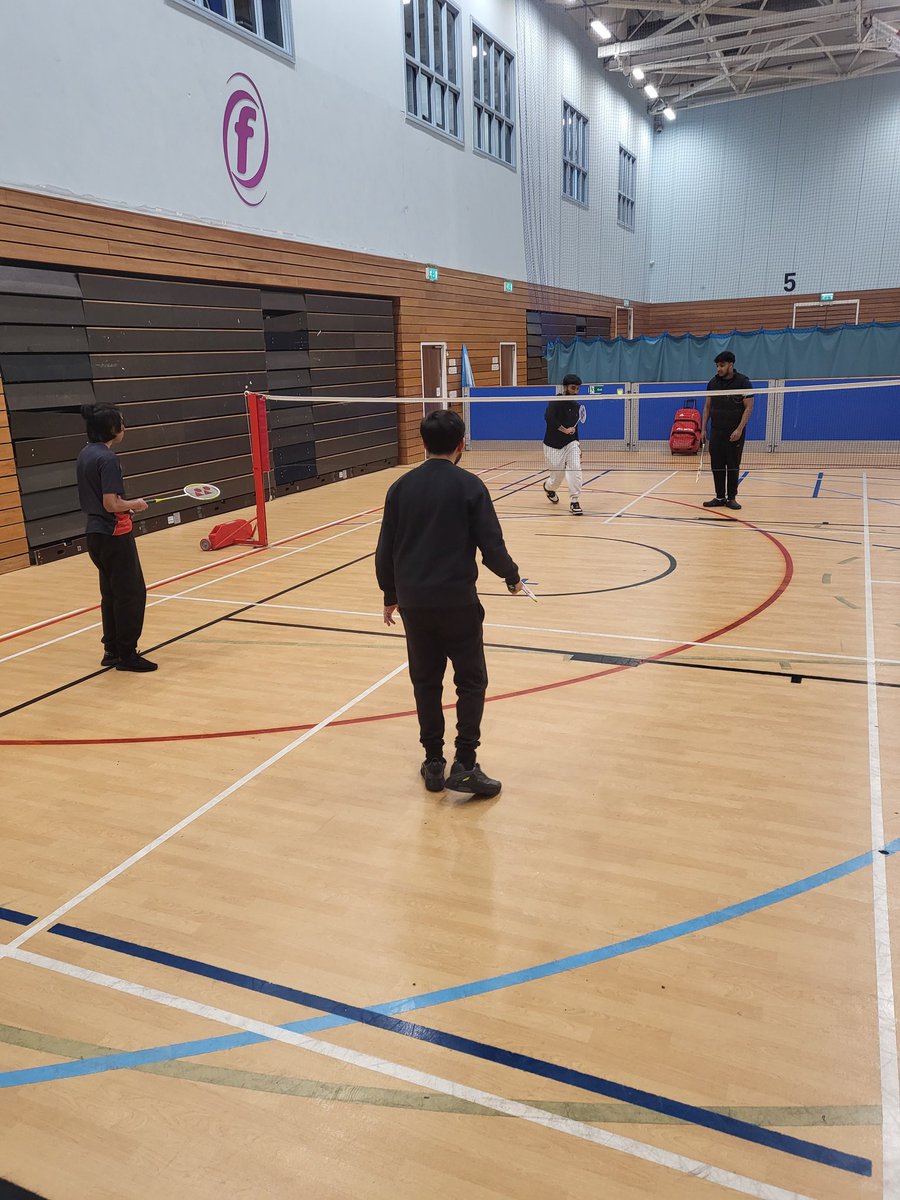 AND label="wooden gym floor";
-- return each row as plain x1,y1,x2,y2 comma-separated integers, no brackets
0,463,898,1200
